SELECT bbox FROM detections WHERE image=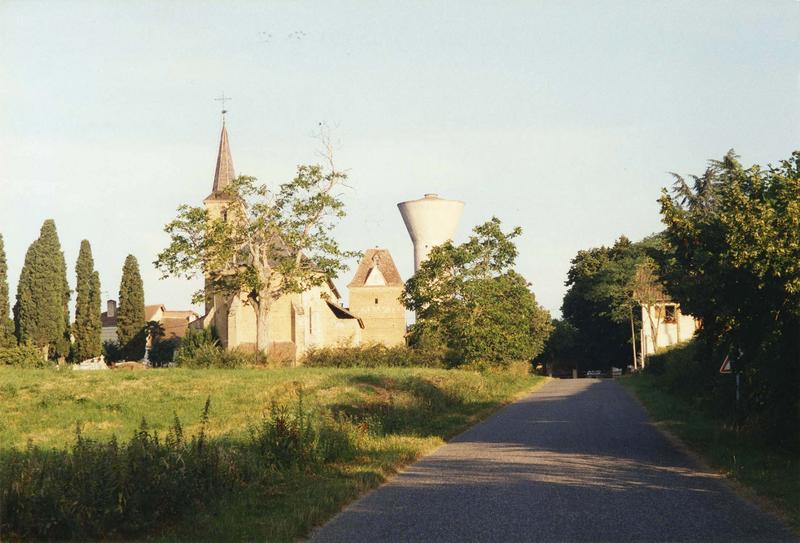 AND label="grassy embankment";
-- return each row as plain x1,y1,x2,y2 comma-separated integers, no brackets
0,366,542,540
621,374,799,533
